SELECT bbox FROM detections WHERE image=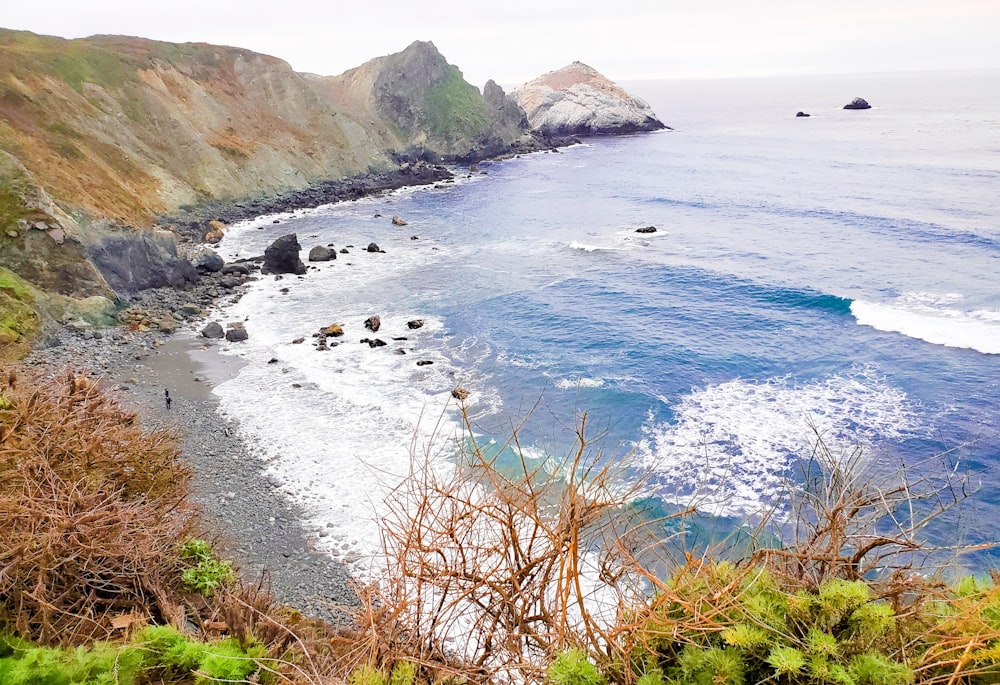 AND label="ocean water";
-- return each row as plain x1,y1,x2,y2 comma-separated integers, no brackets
208,69,1000,575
